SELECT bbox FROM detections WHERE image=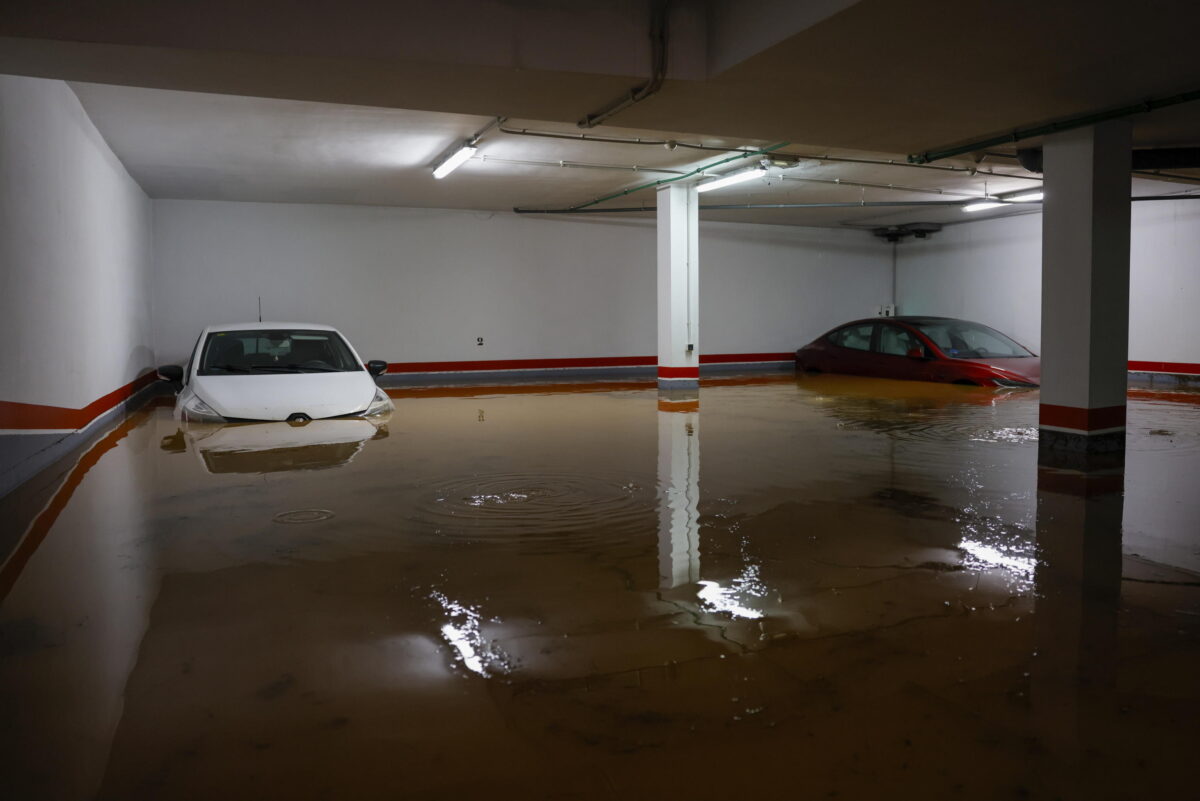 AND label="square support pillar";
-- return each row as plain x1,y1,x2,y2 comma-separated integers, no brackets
657,183,700,389
1039,121,1132,463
